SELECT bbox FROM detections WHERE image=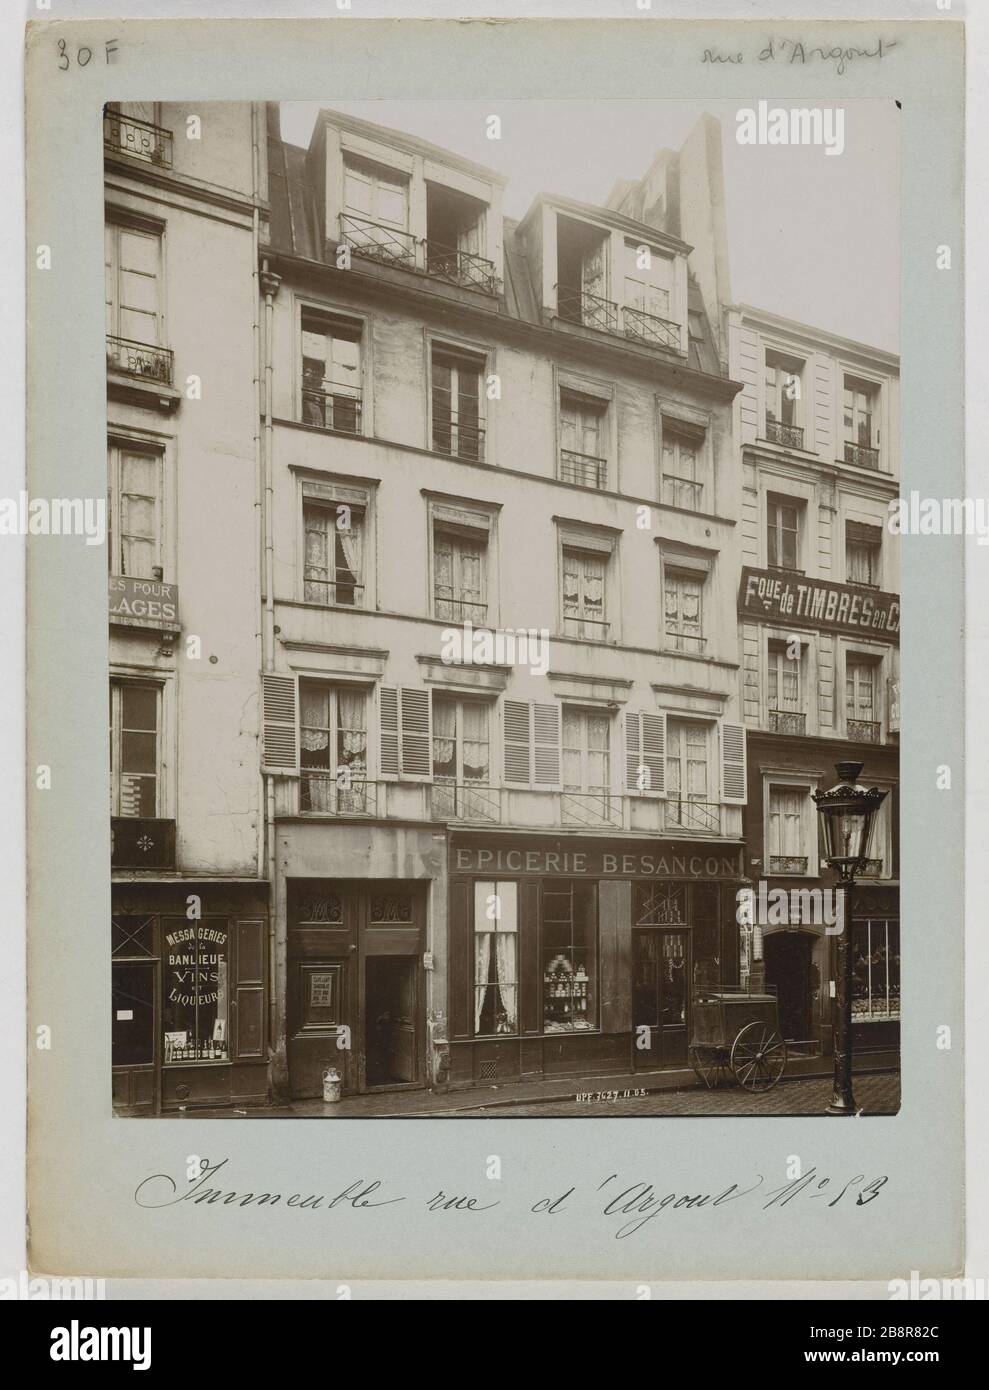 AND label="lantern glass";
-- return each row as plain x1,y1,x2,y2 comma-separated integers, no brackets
813,762,887,876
